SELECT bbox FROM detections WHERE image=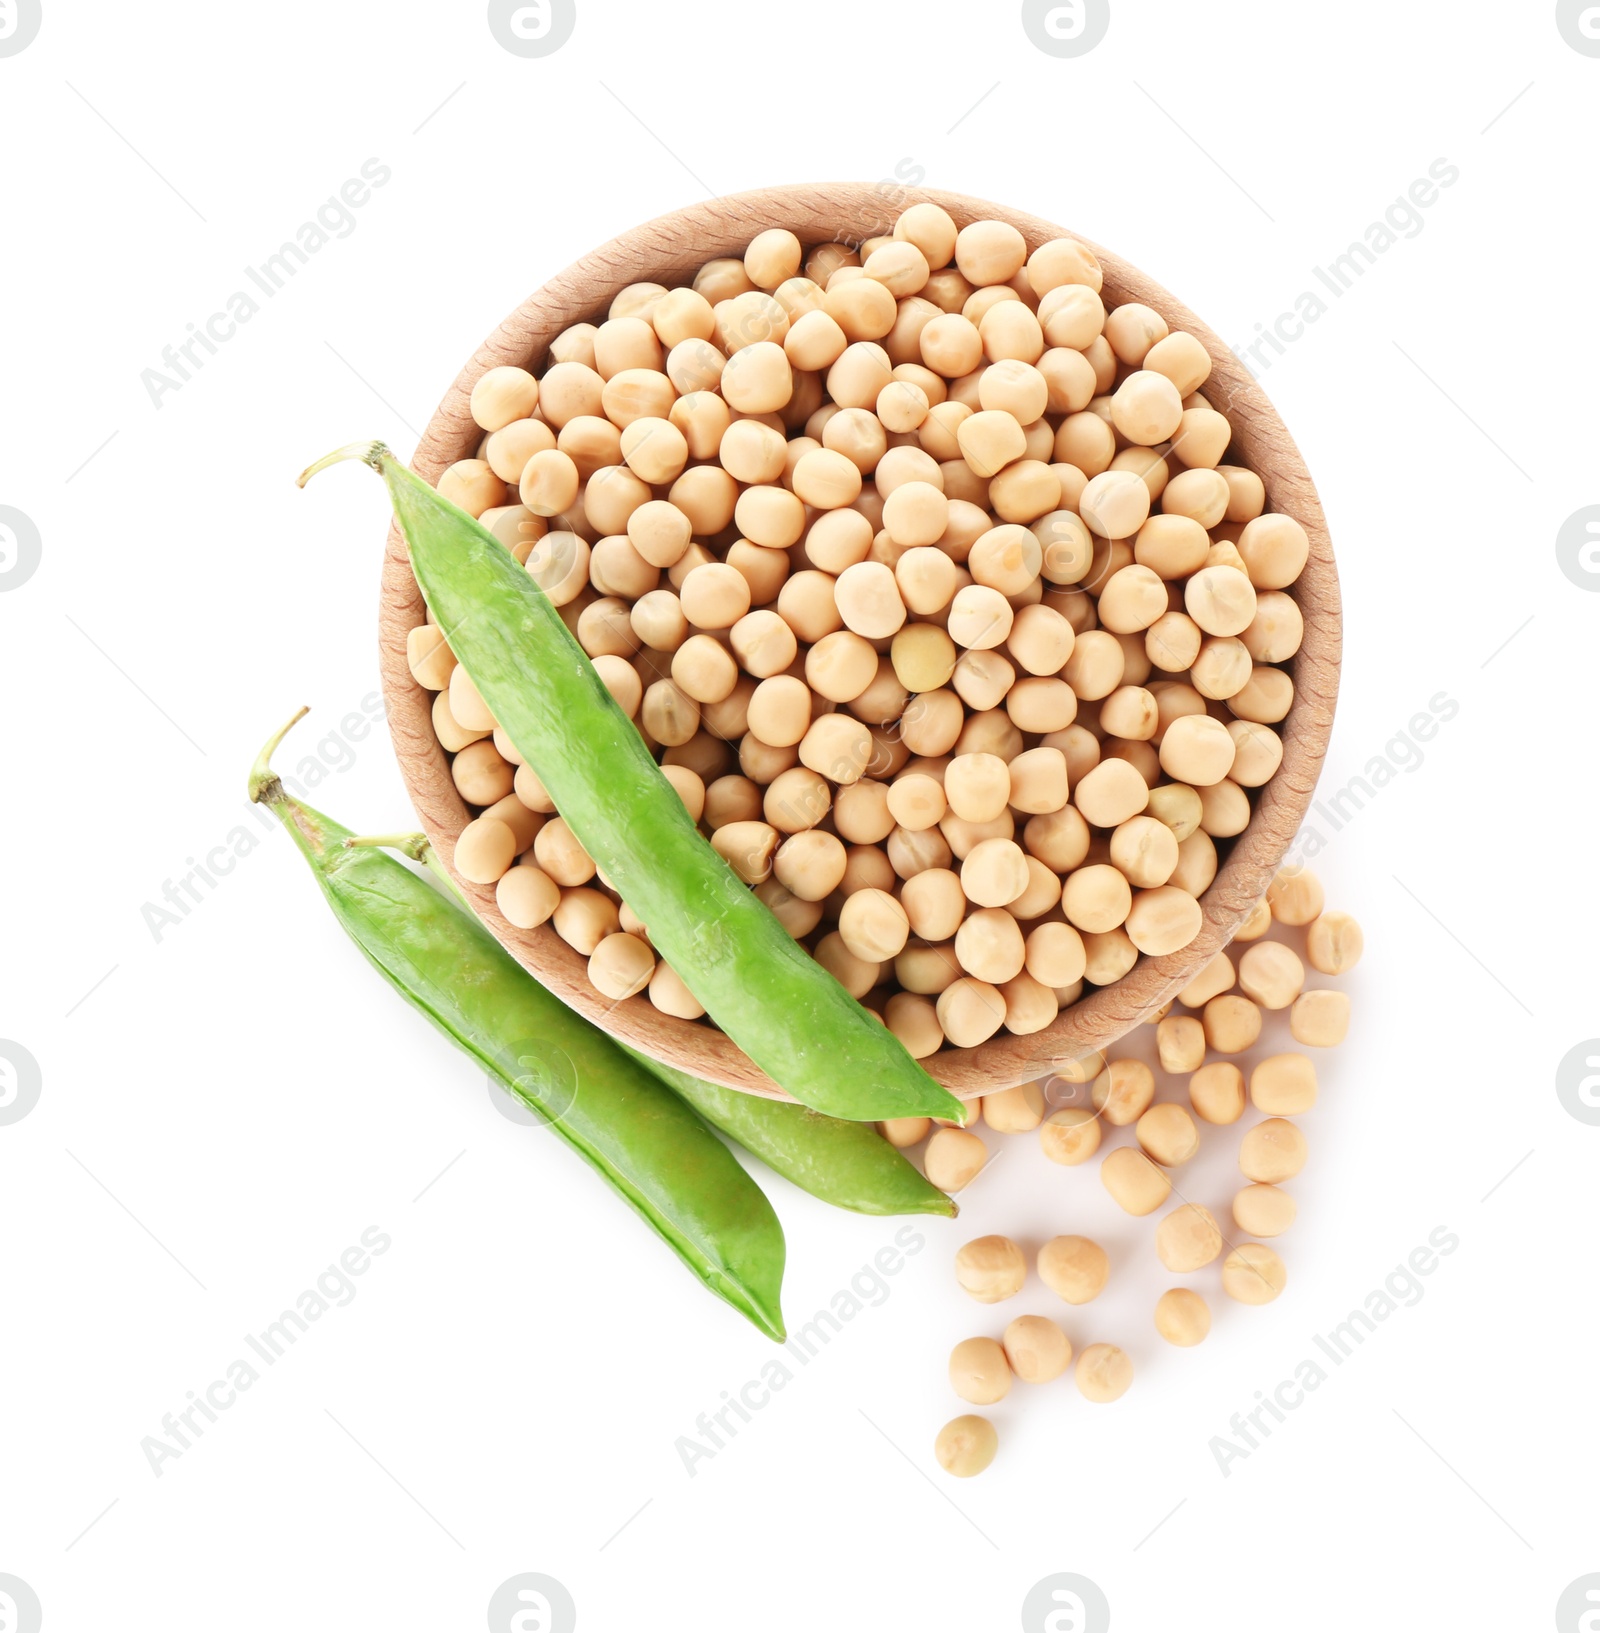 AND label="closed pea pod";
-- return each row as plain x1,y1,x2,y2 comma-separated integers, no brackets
306,445,963,1125
247,713,786,1339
